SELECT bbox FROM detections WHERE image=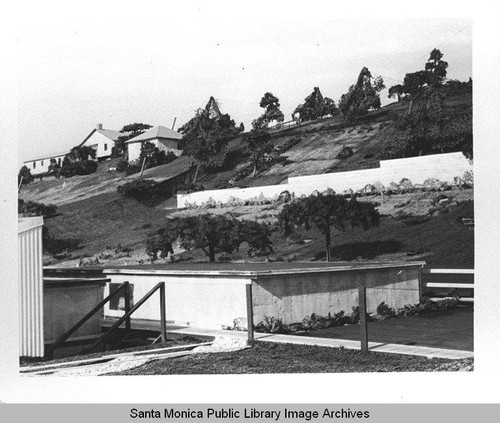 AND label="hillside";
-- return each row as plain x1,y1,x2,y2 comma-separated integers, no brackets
19,92,473,268
190,92,472,190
